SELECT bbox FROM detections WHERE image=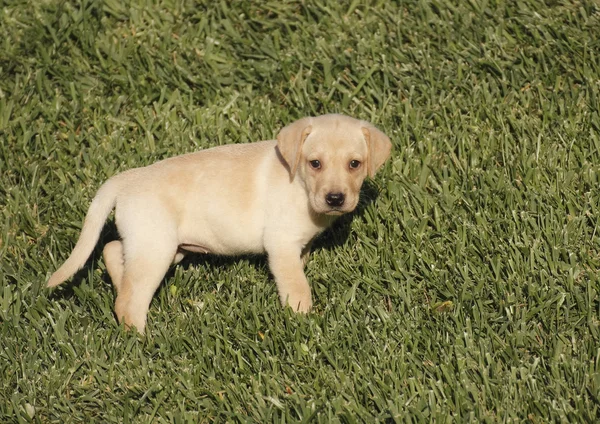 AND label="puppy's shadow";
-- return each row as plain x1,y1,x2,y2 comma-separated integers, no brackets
311,179,381,252
47,223,120,300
